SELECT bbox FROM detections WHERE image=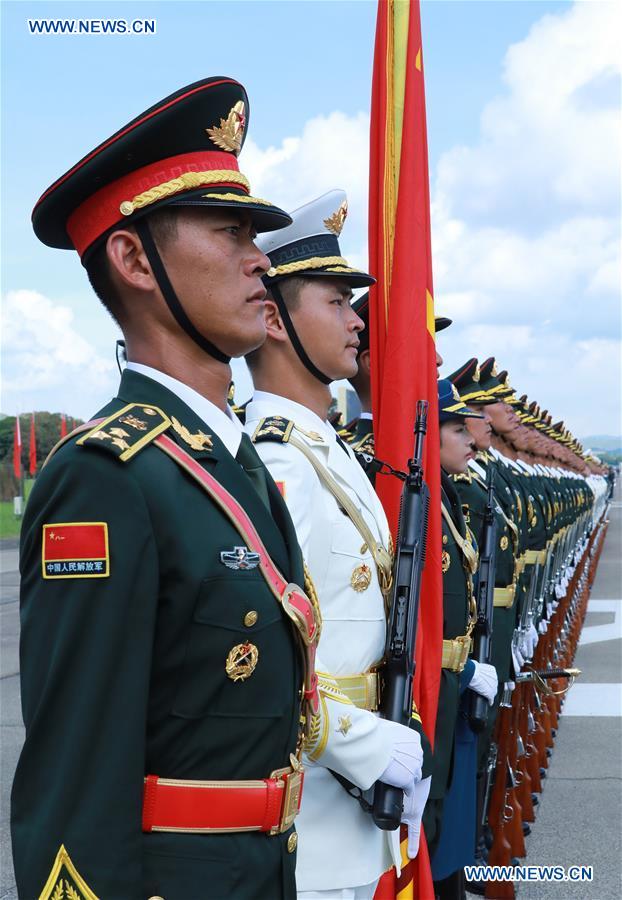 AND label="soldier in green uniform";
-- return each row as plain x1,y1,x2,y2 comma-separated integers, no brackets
11,78,321,900
448,359,519,733
423,380,498,885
